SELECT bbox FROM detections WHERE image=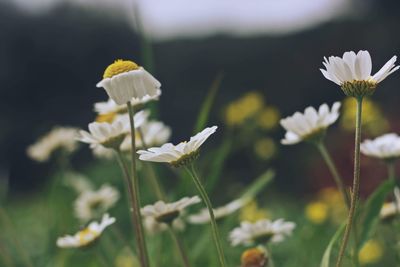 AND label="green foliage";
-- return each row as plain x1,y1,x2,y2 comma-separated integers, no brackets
358,179,395,249
320,223,345,267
